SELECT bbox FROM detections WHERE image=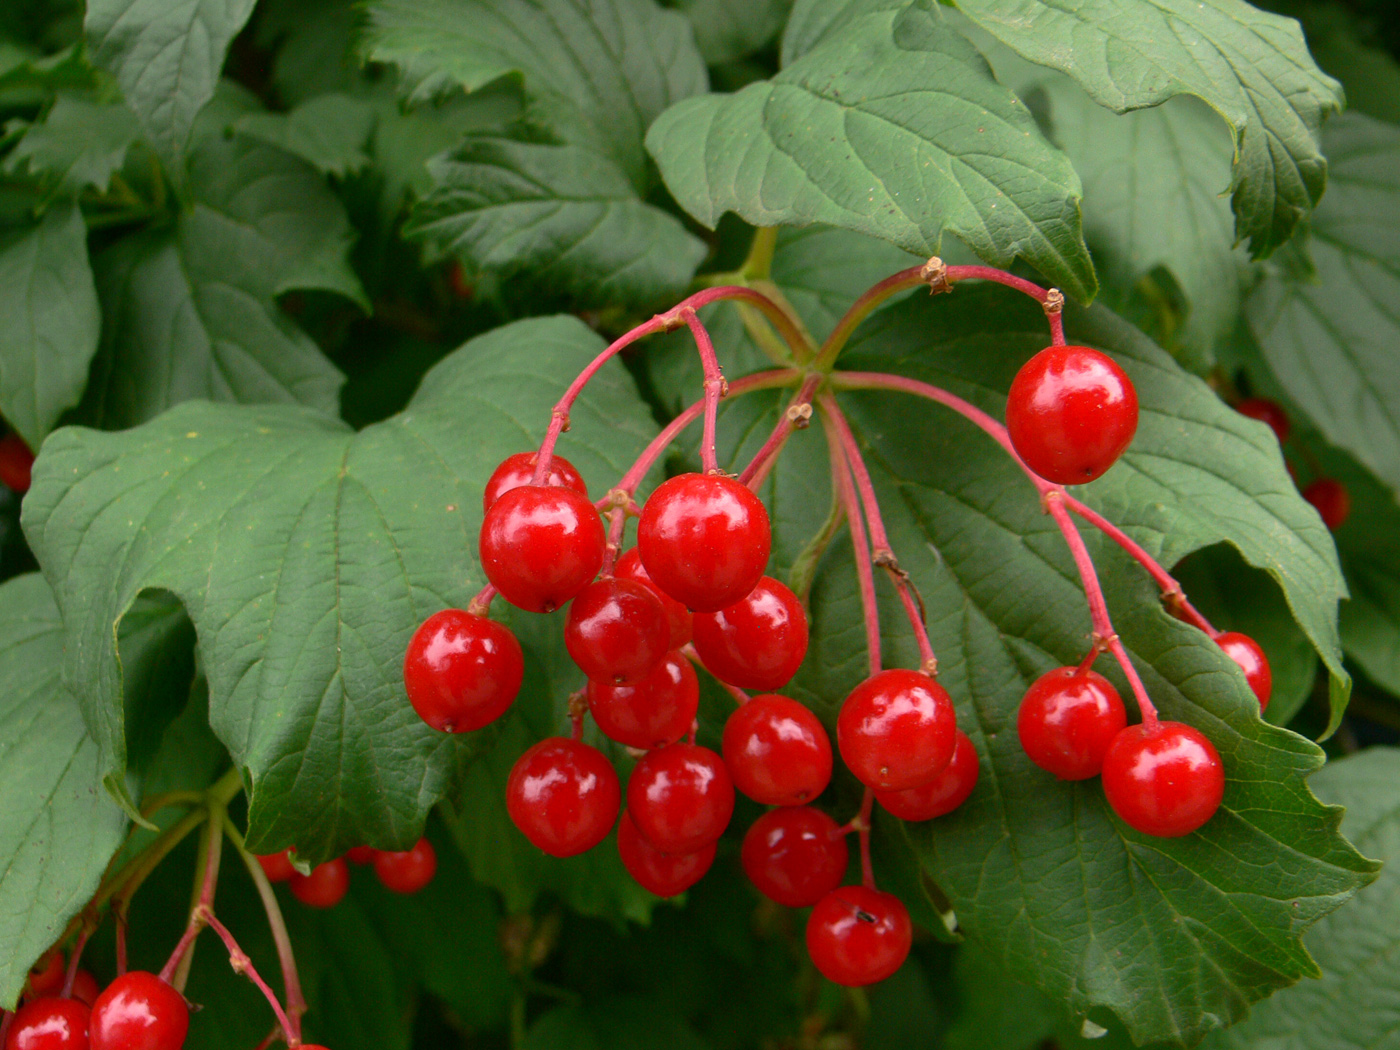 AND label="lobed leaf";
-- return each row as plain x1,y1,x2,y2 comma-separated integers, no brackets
231,93,376,179
4,94,142,195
